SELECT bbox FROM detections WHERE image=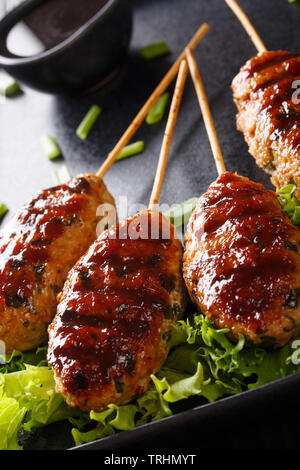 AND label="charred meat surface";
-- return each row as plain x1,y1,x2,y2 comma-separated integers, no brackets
48,210,186,412
232,51,300,196
0,174,115,353
183,172,300,348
